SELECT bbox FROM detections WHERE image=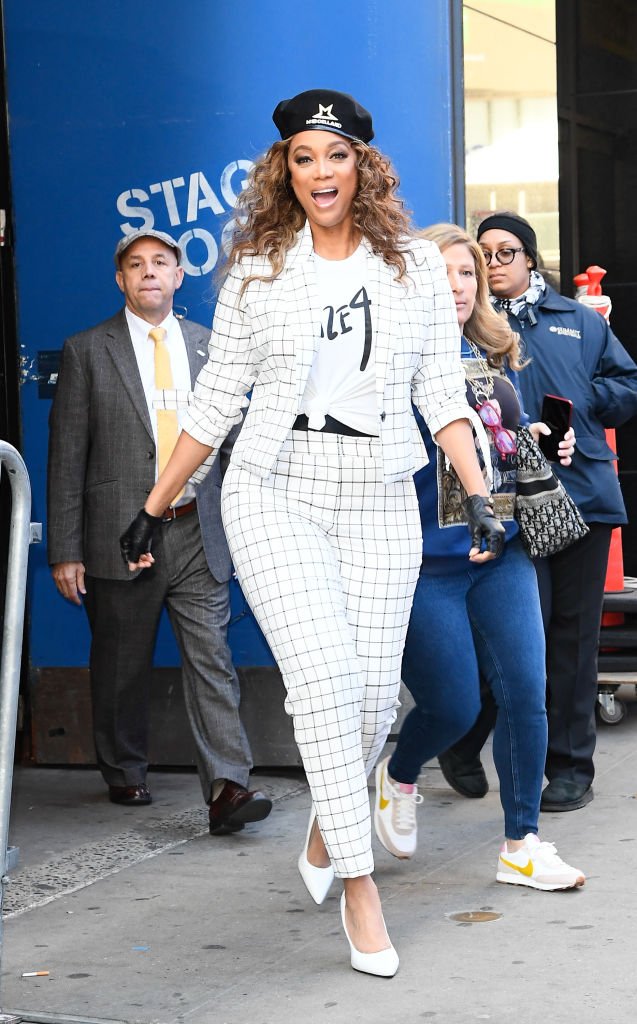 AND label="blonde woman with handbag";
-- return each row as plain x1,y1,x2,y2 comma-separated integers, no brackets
374,223,585,892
